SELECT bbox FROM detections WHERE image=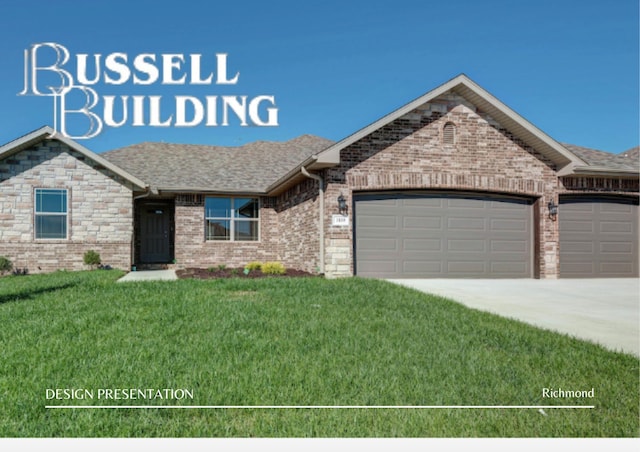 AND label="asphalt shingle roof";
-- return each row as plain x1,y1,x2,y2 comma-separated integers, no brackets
101,136,637,193
620,146,640,161
102,135,334,192
562,143,640,172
